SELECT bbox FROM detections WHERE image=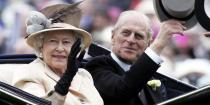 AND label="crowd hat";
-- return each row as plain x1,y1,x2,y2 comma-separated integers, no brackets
194,0,210,36
153,0,197,29
25,1,92,52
